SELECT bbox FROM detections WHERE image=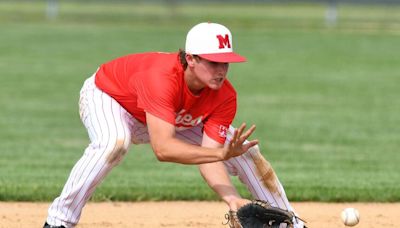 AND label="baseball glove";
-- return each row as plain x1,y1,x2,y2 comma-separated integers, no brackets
225,200,304,228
